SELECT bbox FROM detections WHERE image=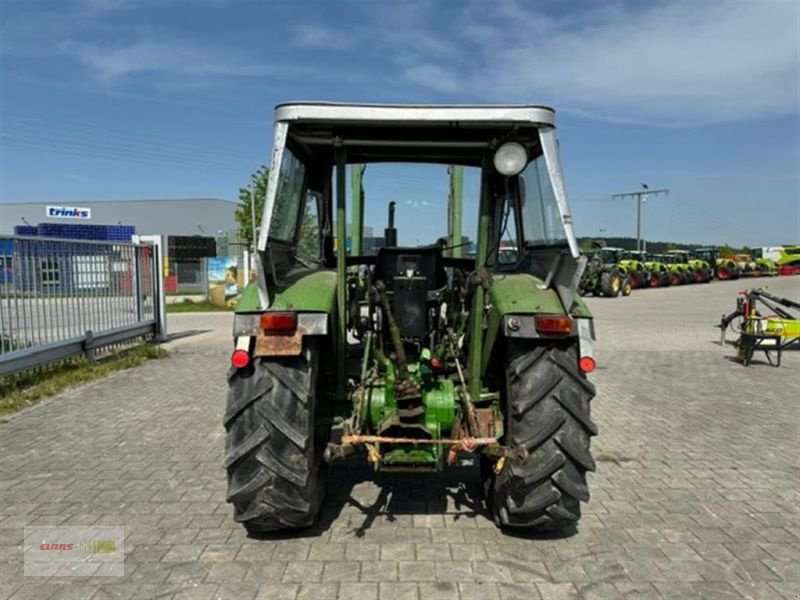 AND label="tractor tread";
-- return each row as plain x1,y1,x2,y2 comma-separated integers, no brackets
224,343,325,533
488,343,596,531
